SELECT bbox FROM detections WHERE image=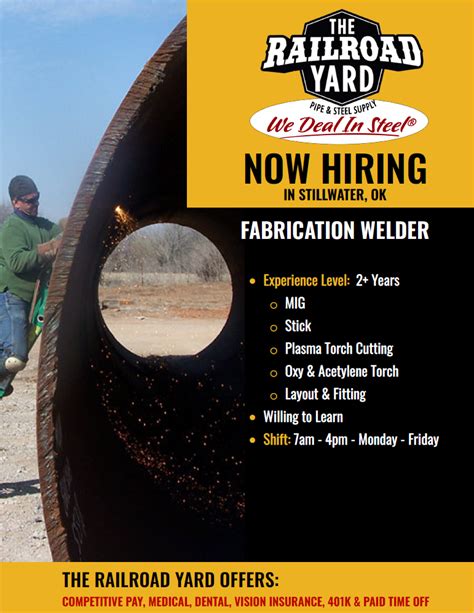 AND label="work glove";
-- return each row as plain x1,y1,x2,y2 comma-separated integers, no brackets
37,235,62,263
